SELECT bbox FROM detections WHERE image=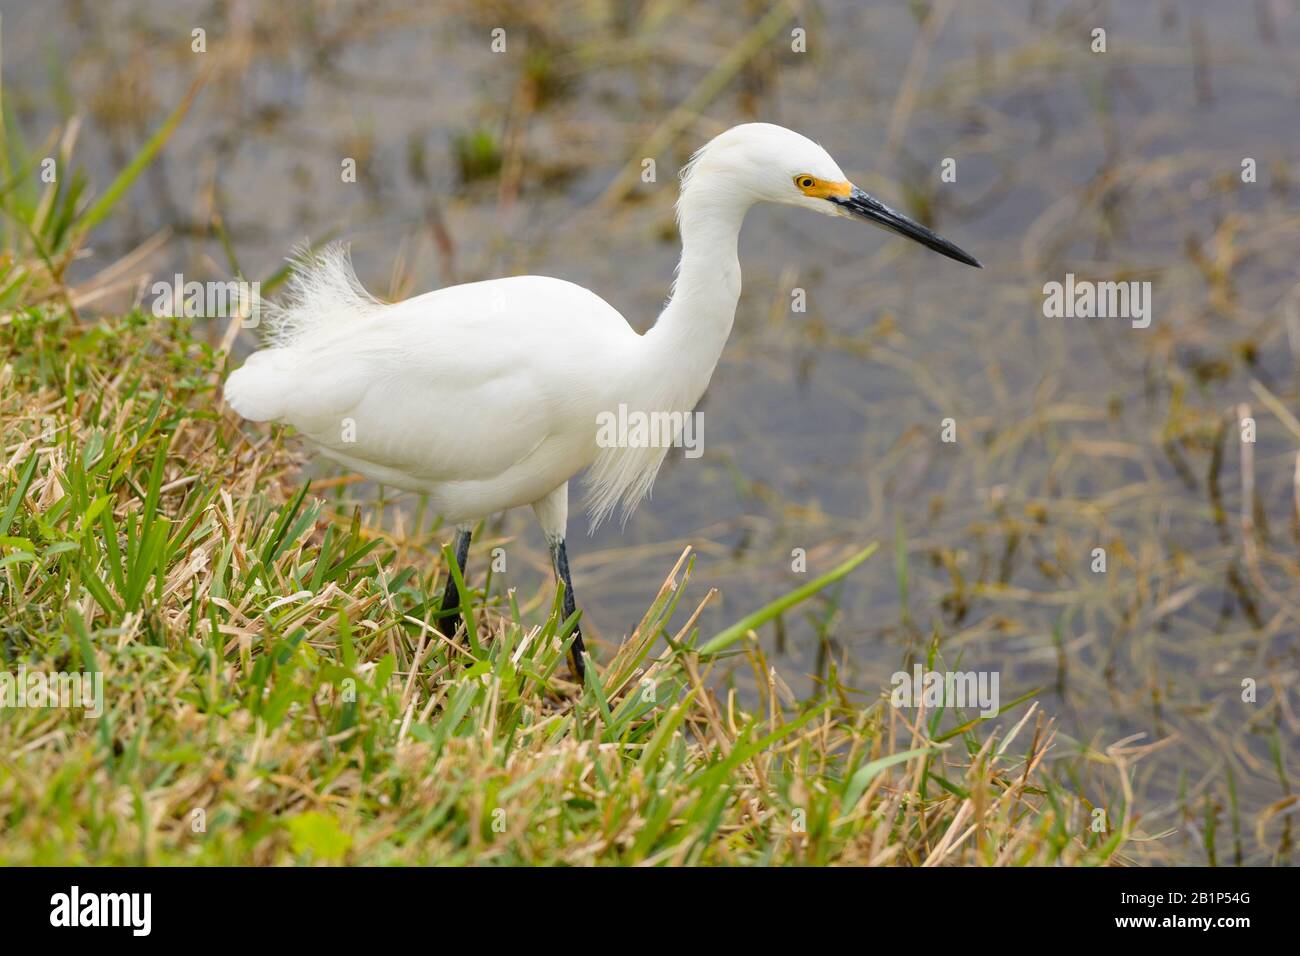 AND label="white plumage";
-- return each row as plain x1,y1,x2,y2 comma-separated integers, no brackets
224,123,979,673
228,255,637,527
